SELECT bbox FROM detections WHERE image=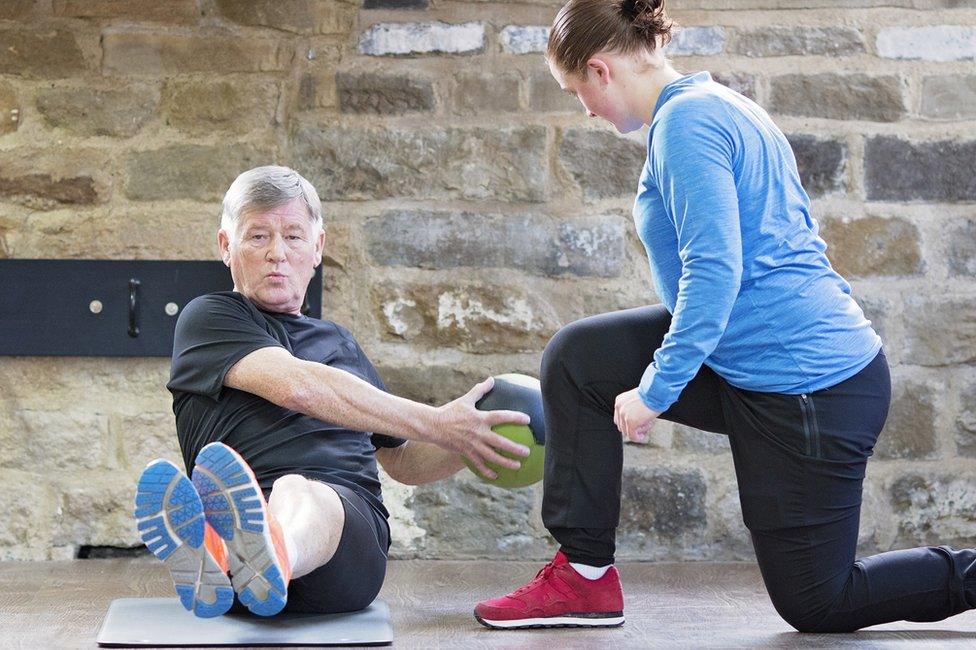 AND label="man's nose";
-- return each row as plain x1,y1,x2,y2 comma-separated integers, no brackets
266,234,287,261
